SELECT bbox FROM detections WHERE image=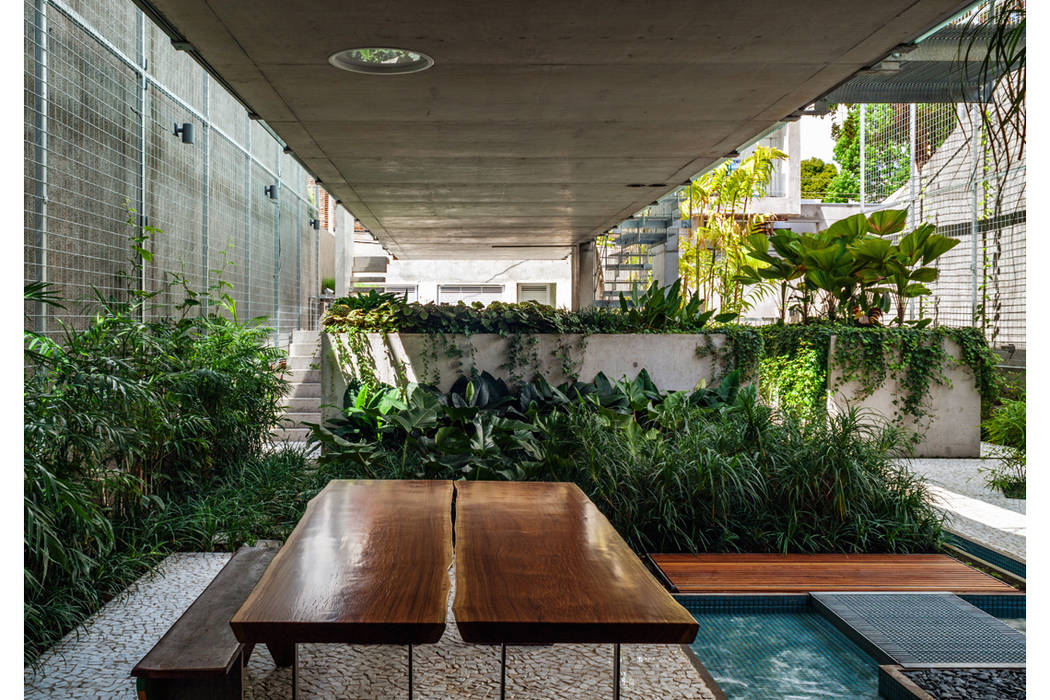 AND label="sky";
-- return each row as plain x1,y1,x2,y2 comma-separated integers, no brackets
799,114,836,163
